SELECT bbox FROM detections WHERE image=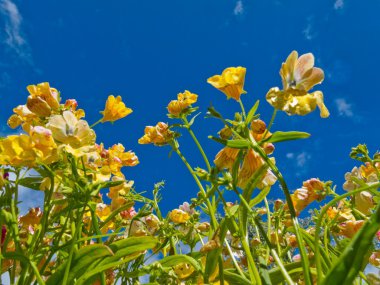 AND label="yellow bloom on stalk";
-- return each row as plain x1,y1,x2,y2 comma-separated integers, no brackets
26,82,60,117
207,67,247,100
19,207,43,228
138,122,174,146
167,90,198,116
29,126,59,164
101,95,132,123
46,110,96,156
169,209,190,224
266,51,329,118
